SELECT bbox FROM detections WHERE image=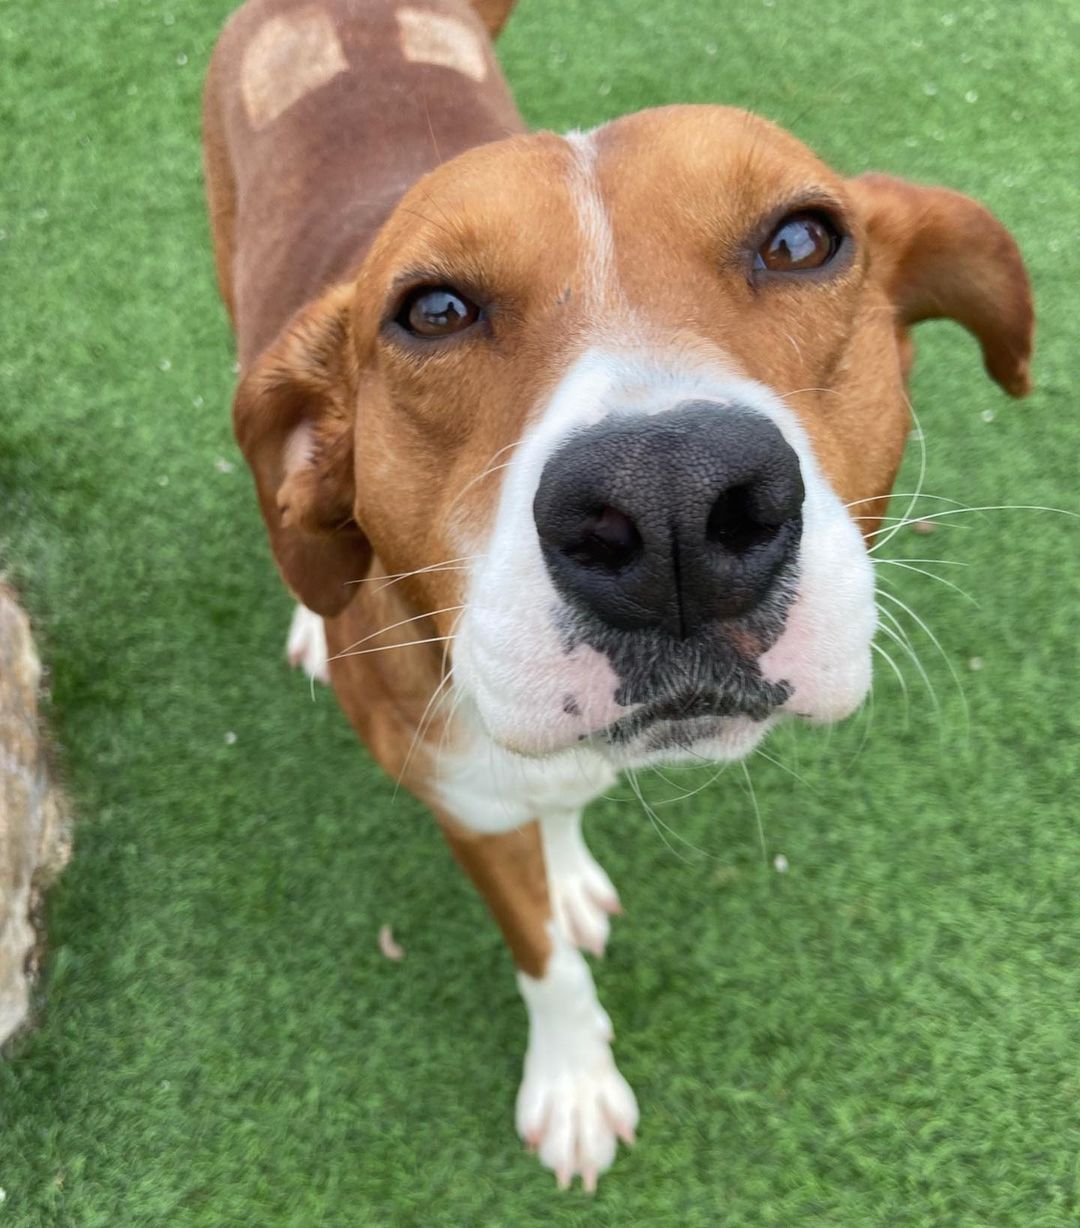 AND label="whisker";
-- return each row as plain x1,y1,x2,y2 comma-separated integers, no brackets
428,607,471,780
875,601,915,653
370,564,473,596
877,393,928,555
395,668,456,798
445,460,513,517
870,639,910,729
631,766,724,862
395,608,468,800
870,503,1078,552
845,671,877,768
435,682,472,788
740,761,768,866
878,588,969,744
844,491,973,512
627,768,694,865
345,555,480,589
854,514,966,529
641,785,719,860
442,430,533,518
777,386,842,398
647,764,690,796
753,746,816,793
651,761,732,806
331,633,456,661
330,604,466,659
876,556,970,567
482,436,530,467
876,559,979,605
876,612,941,721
